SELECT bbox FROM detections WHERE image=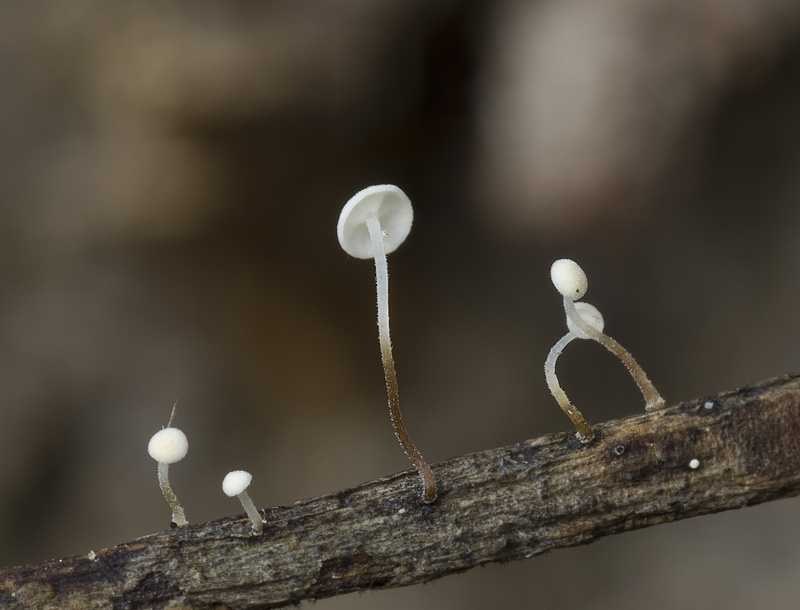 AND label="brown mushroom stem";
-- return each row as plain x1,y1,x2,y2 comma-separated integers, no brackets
563,298,666,411
544,332,595,441
367,215,437,503
157,462,188,527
